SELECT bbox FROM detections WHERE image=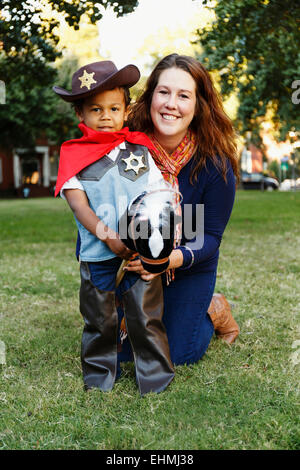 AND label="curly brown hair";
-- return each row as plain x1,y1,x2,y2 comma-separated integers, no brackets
127,53,239,183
